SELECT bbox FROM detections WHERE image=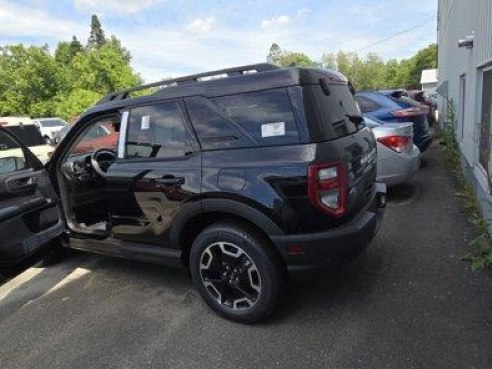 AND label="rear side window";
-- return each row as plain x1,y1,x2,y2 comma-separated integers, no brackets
126,102,191,159
186,89,299,150
355,96,380,113
212,89,299,147
185,97,250,150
